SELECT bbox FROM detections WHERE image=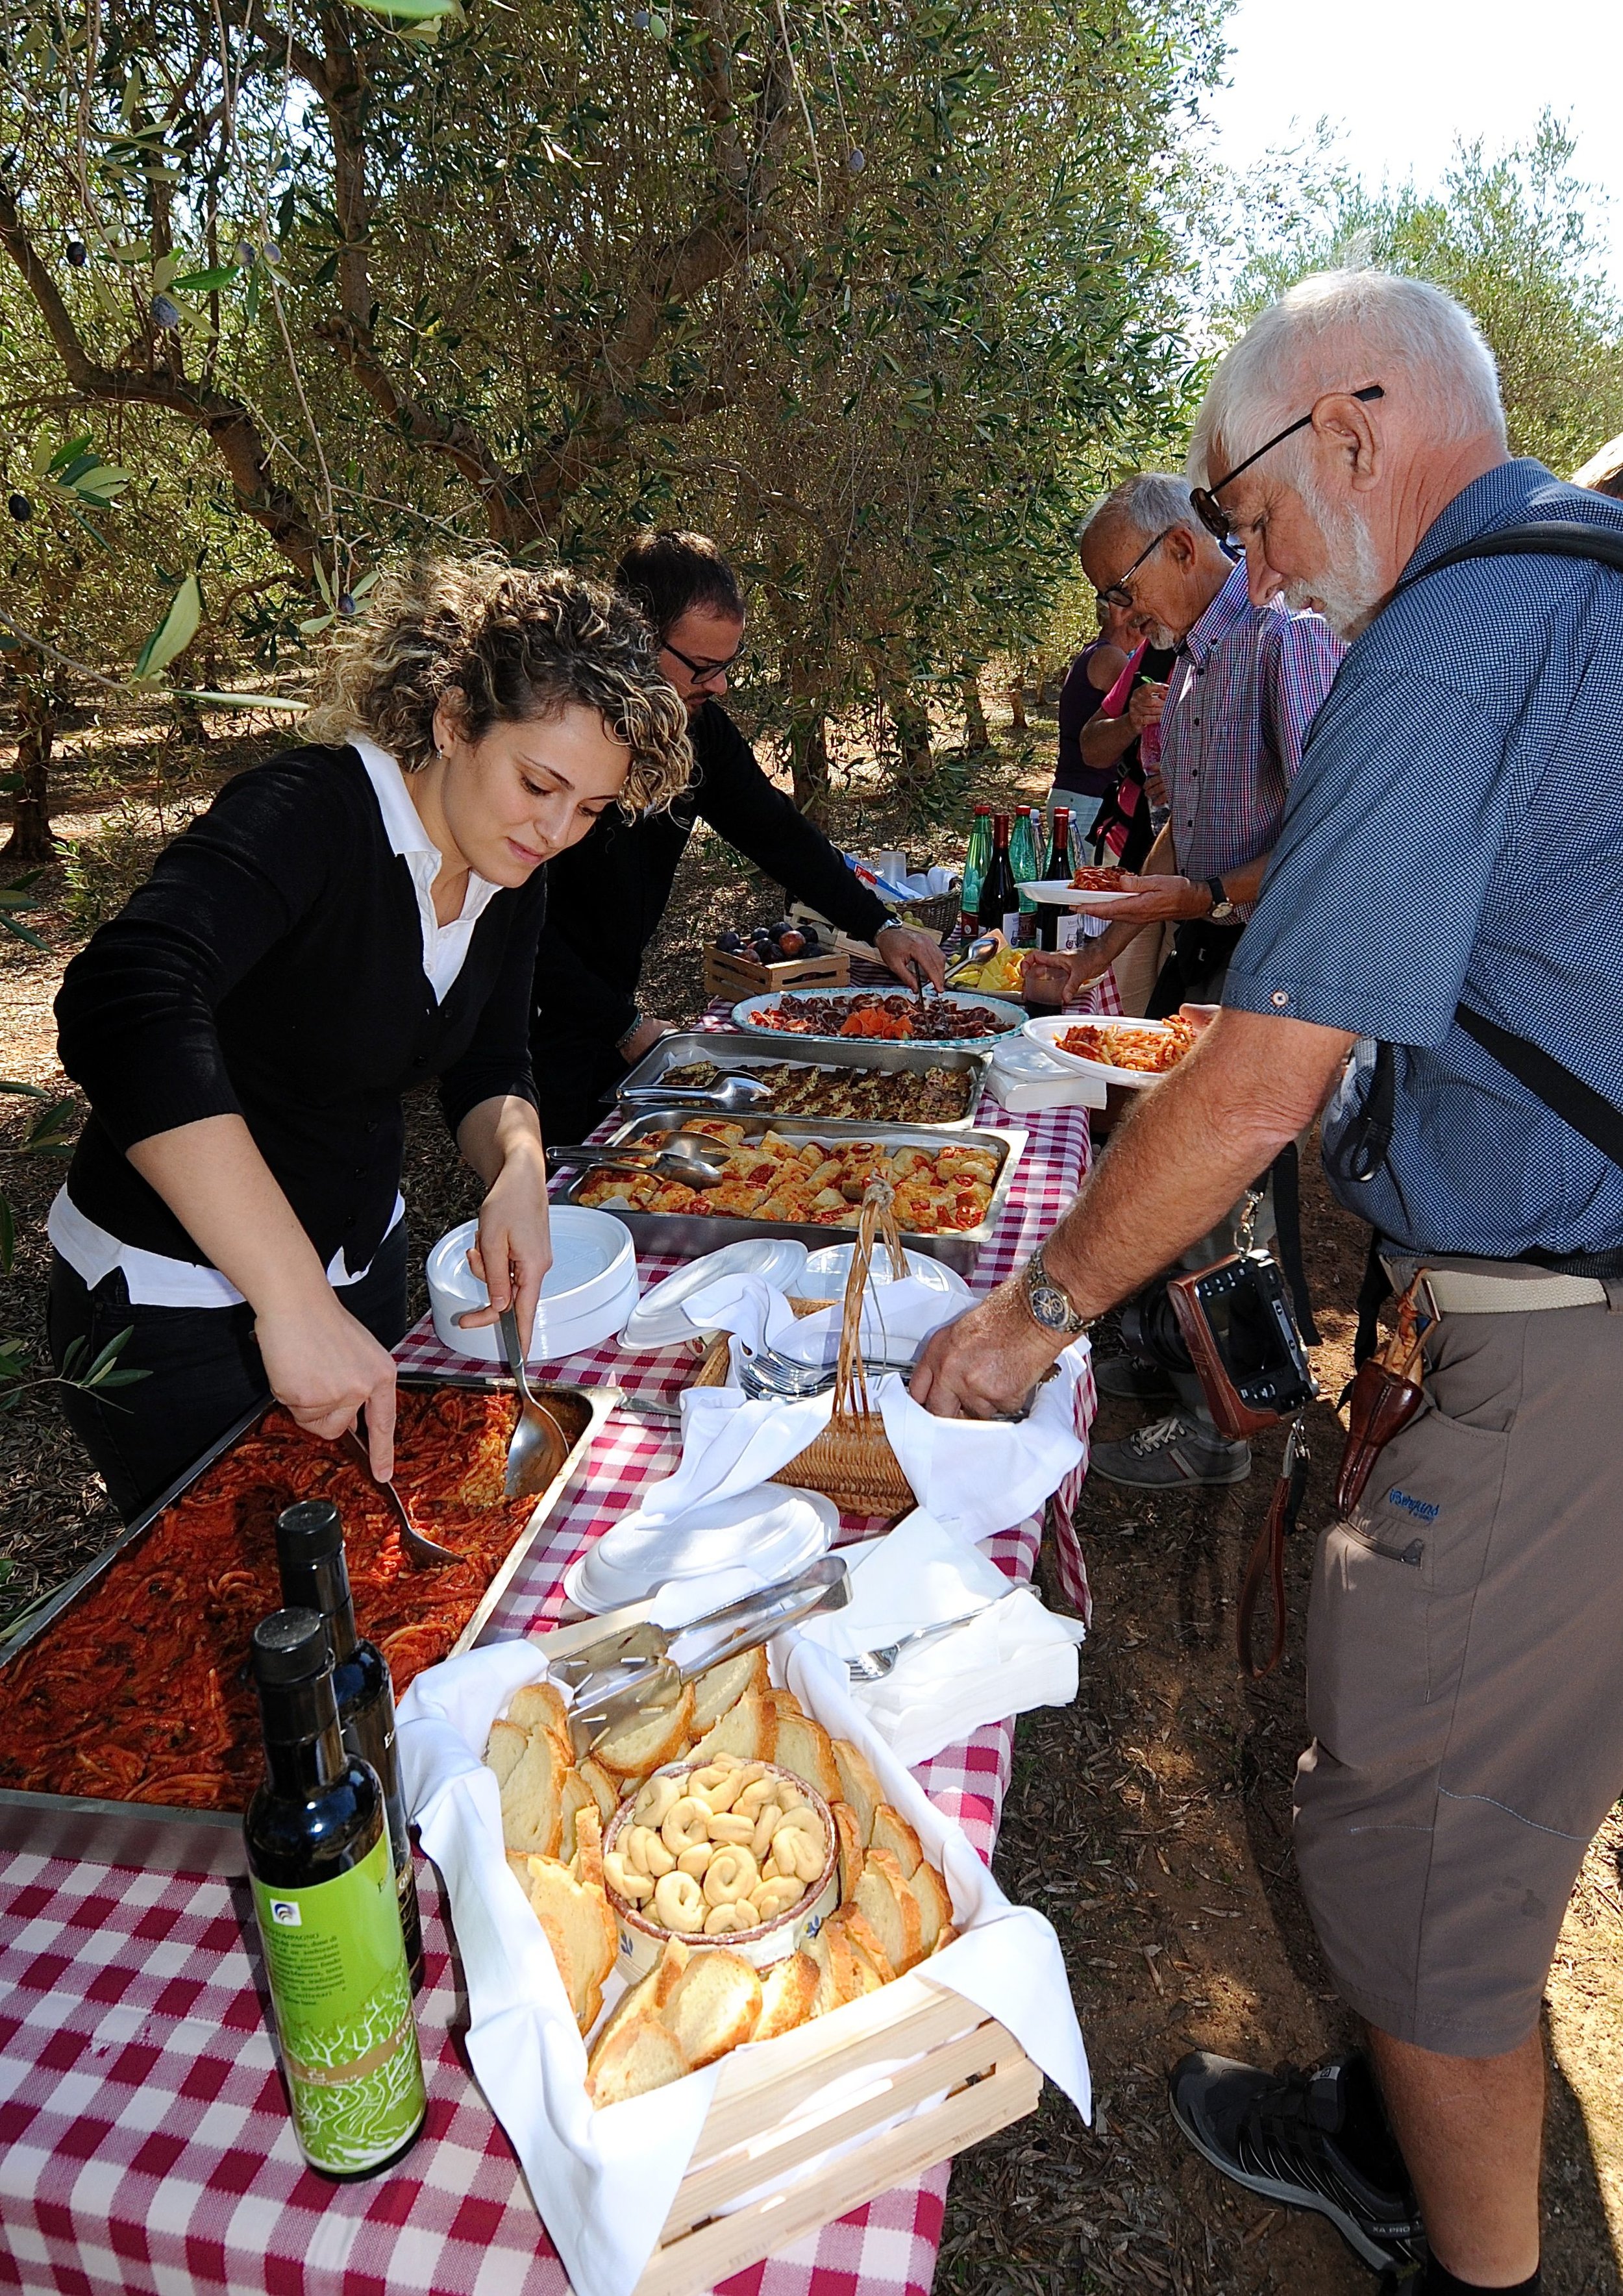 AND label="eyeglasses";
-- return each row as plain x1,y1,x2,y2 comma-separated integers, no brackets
662,637,747,687
1191,384,1385,541
1096,526,1174,612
